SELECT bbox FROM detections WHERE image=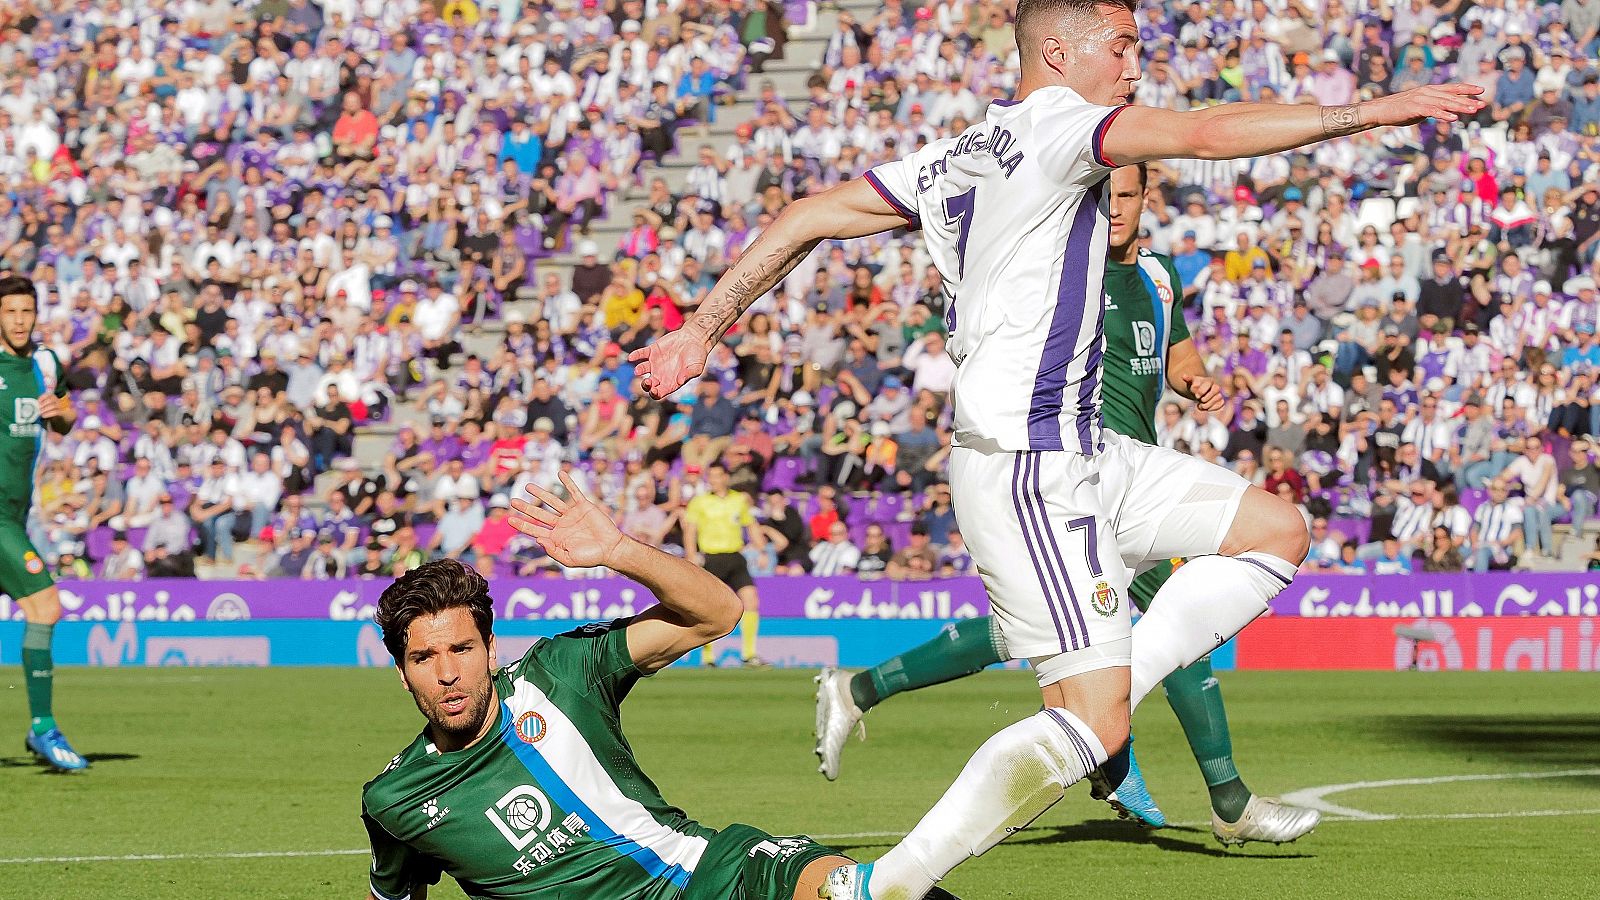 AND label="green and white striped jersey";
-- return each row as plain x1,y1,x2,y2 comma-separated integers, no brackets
361,622,715,900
